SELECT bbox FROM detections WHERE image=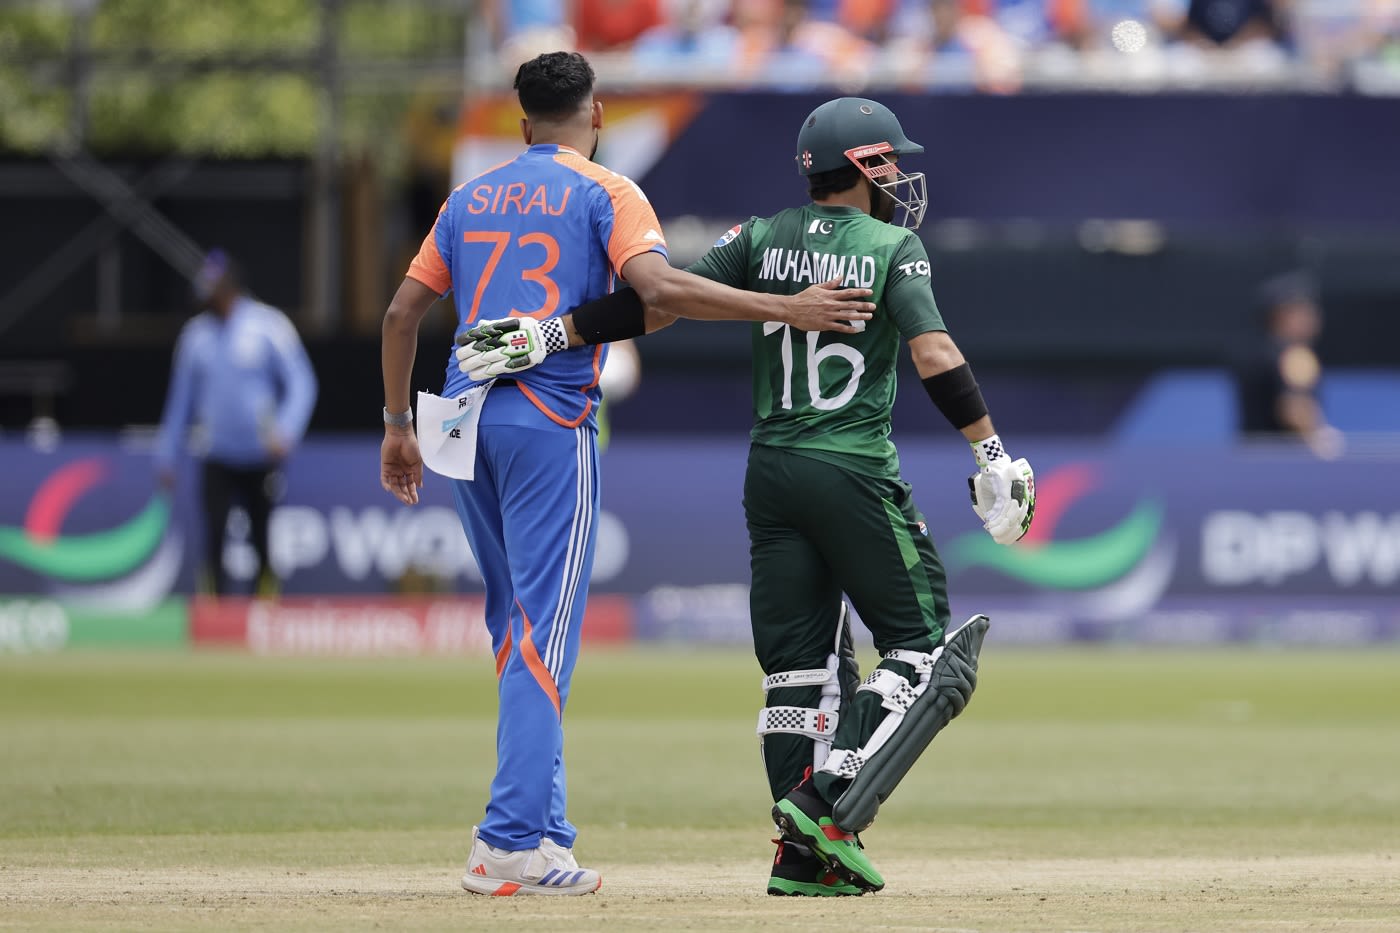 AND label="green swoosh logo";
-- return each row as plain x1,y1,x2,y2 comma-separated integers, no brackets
0,496,170,581
947,499,1163,590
